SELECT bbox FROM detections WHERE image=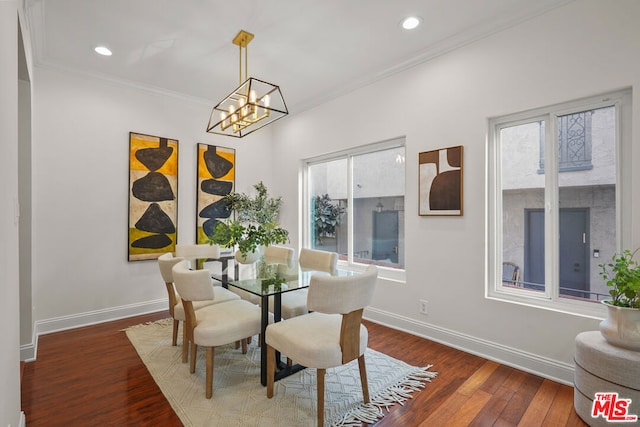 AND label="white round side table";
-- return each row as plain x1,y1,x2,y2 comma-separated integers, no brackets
574,331,640,426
